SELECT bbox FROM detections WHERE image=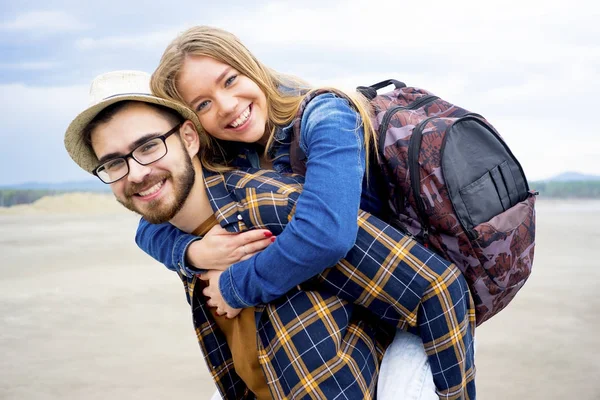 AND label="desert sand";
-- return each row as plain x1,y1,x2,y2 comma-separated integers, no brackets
0,194,598,399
